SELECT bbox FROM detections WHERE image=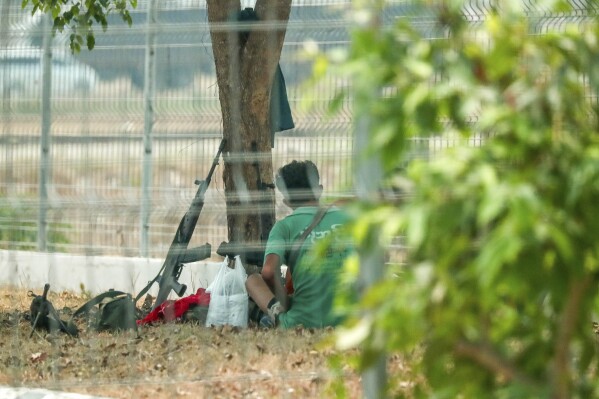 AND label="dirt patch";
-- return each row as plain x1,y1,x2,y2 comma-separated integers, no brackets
0,287,417,398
